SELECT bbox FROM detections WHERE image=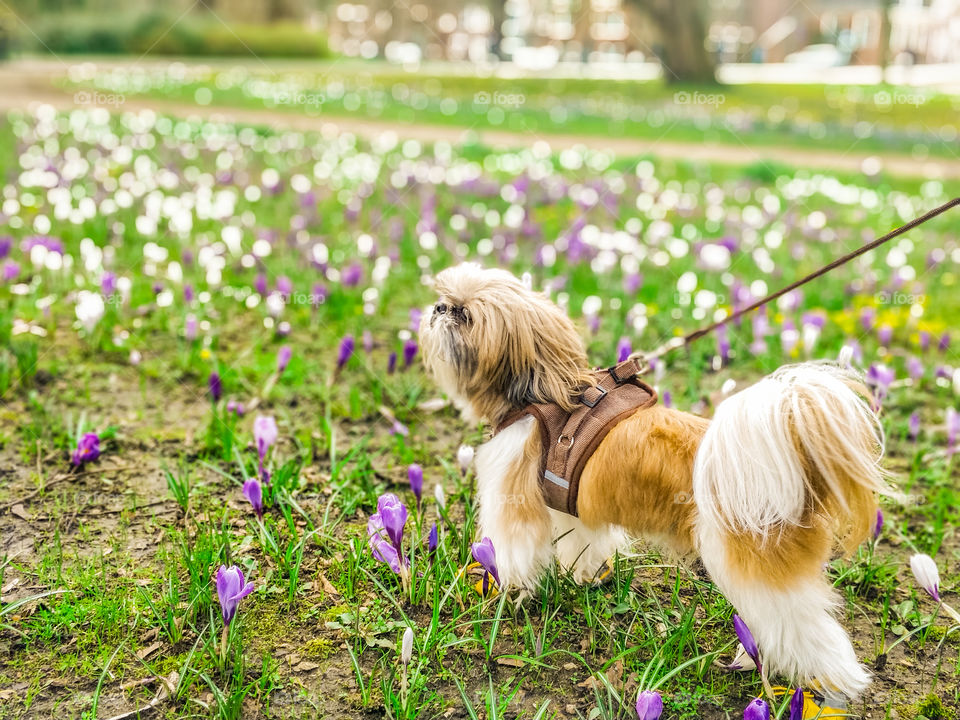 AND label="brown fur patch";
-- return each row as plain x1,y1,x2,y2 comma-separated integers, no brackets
577,405,709,554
